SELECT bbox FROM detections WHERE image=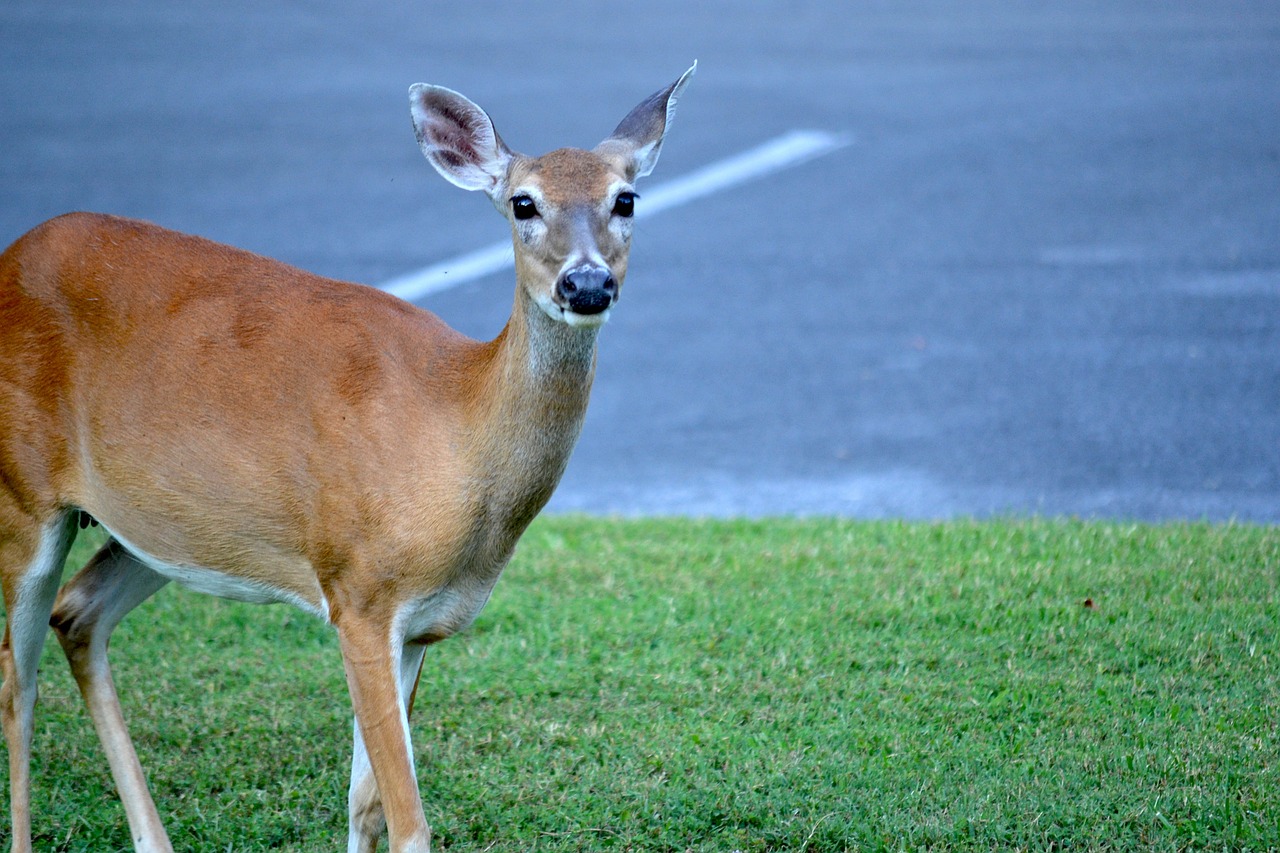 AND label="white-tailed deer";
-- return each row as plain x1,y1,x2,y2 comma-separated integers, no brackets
0,64,695,853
